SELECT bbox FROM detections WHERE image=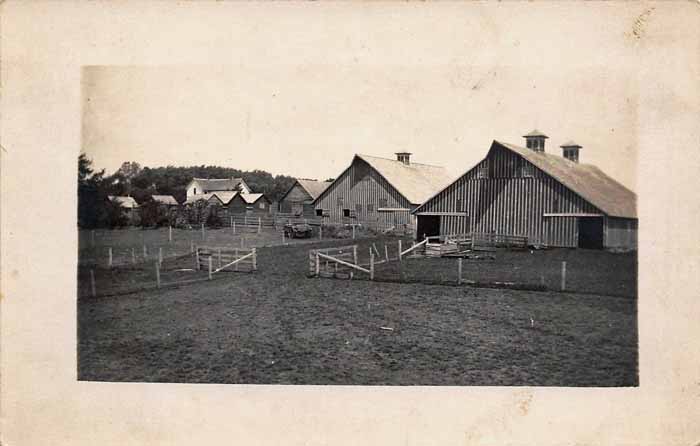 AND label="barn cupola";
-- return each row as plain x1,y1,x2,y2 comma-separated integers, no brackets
560,141,582,163
523,129,548,152
395,151,412,165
